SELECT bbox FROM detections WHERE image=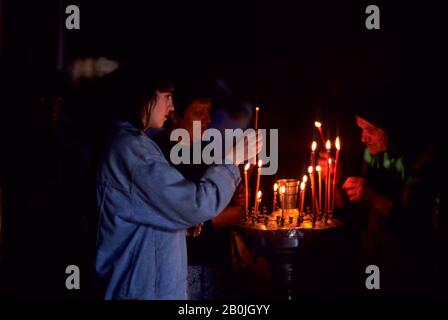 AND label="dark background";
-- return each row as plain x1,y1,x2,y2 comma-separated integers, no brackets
0,0,446,298
1,0,446,176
